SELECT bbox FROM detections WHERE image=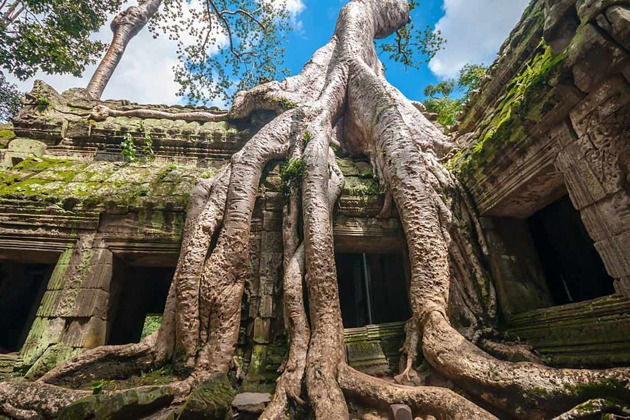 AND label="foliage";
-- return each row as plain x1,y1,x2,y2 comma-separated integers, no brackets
120,133,138,163
141,315,163,339
140,124,155,161
279,157,306,197
0,0,124,80
91,379,105,395
148,0,445,104
0,72,21,121
377,0,444,69
146,0,296,104
423,63,487,127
